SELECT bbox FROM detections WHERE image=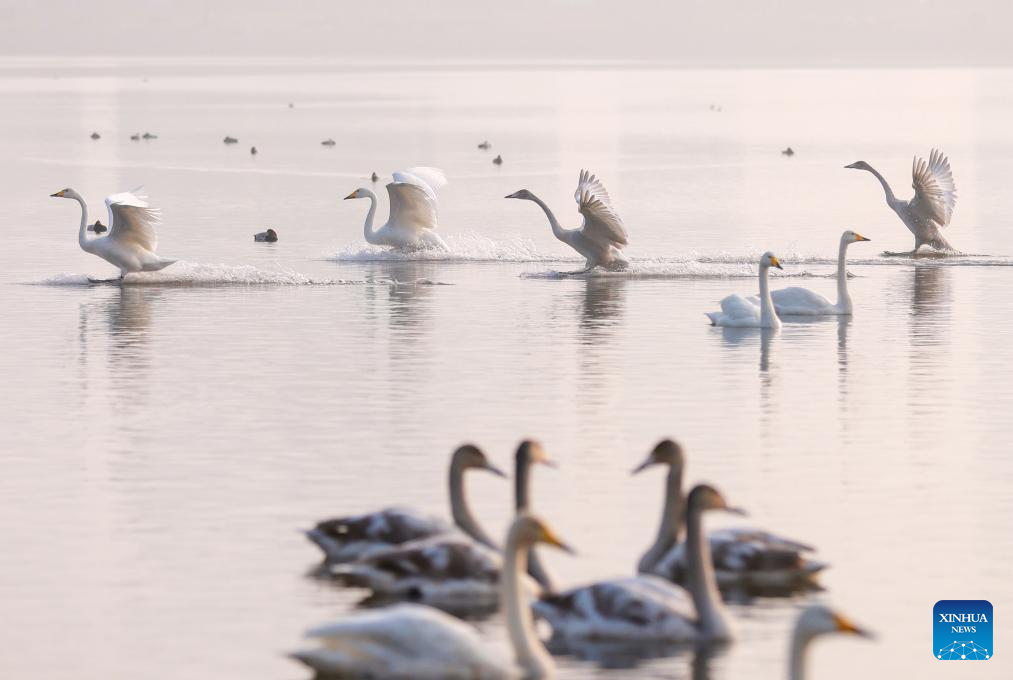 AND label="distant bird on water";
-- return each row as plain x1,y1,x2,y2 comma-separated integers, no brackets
478,140,491,150
492,155,503,165
321,139,336,147
142,132,157,140
90,132,100,140
371,172,379,182
845,148,957,252
782,147,795,156
223,136,238,144
88,220,107,234
250,146,258,156
254,228,278,243
130,133,140,141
